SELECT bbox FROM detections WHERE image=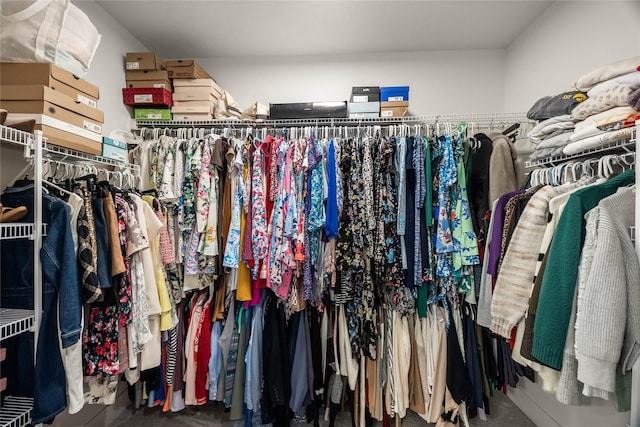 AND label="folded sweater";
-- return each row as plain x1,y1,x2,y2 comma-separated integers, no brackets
573,56,640,91
572,83,636,120
527,114,576,143
587,71,640,97
574,106,637,133
628,87,640,110
527,91,588,121
562,127,633,156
